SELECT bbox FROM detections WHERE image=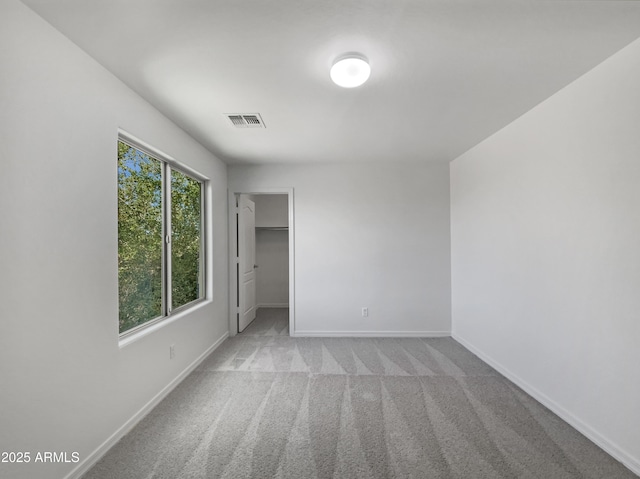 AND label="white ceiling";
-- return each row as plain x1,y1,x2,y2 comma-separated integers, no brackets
20,0,640,165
